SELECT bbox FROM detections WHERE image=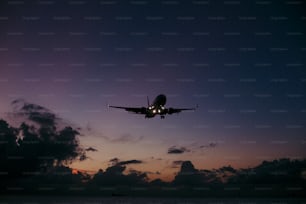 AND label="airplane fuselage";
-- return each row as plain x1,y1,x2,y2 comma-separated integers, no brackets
146,94,167,118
